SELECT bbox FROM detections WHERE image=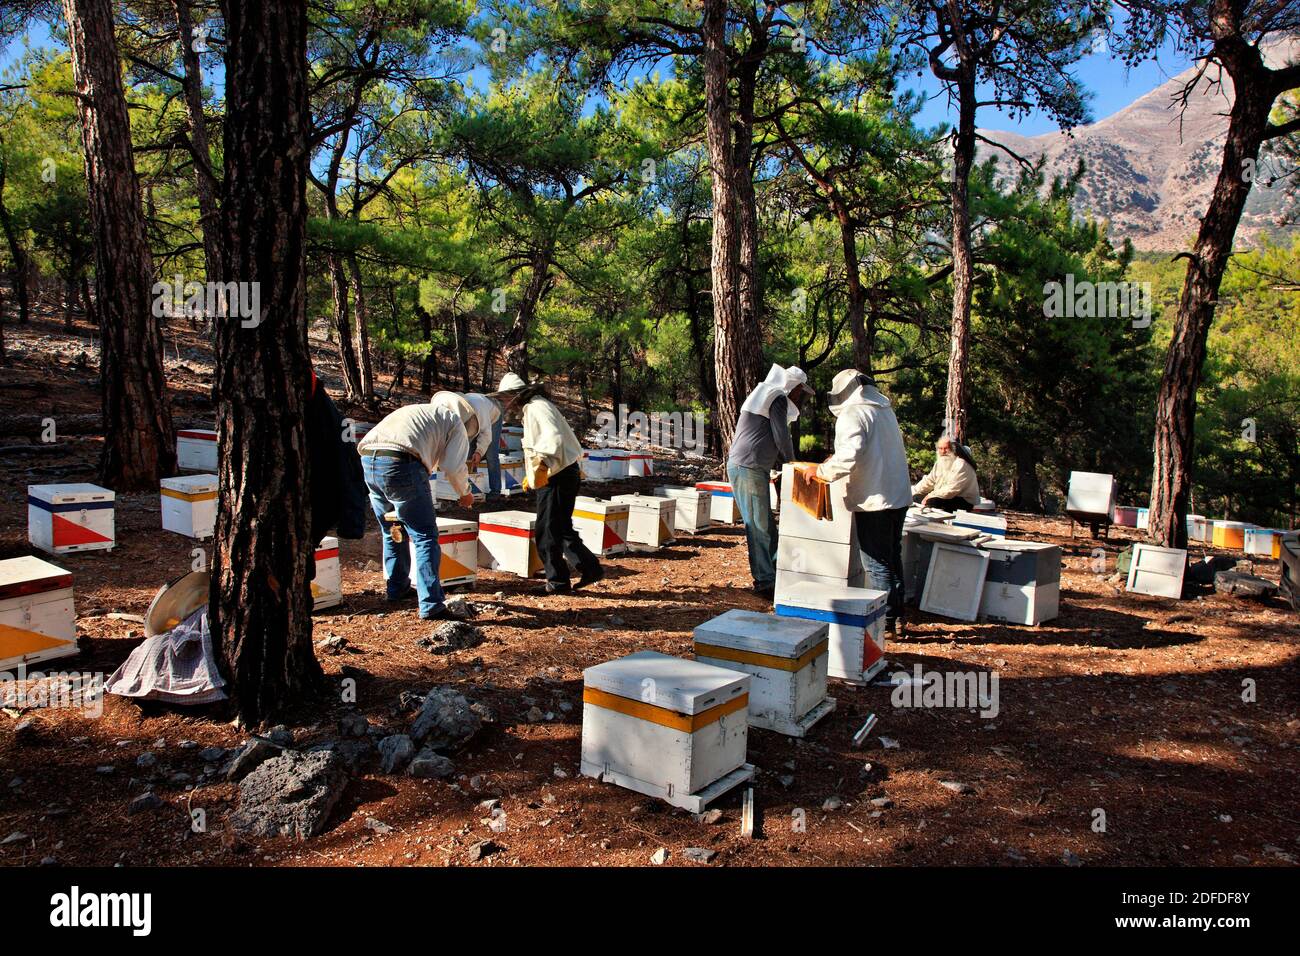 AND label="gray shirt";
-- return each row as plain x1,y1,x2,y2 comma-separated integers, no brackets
727,395,795,472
